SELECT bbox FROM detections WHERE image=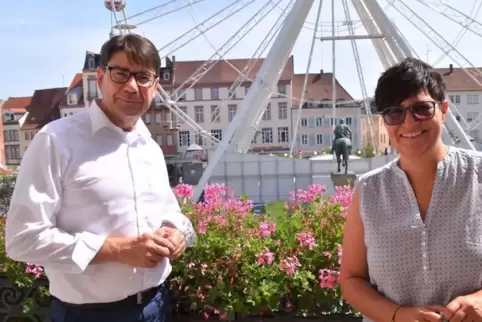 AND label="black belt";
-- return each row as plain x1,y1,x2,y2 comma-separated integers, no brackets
56,282,165,309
